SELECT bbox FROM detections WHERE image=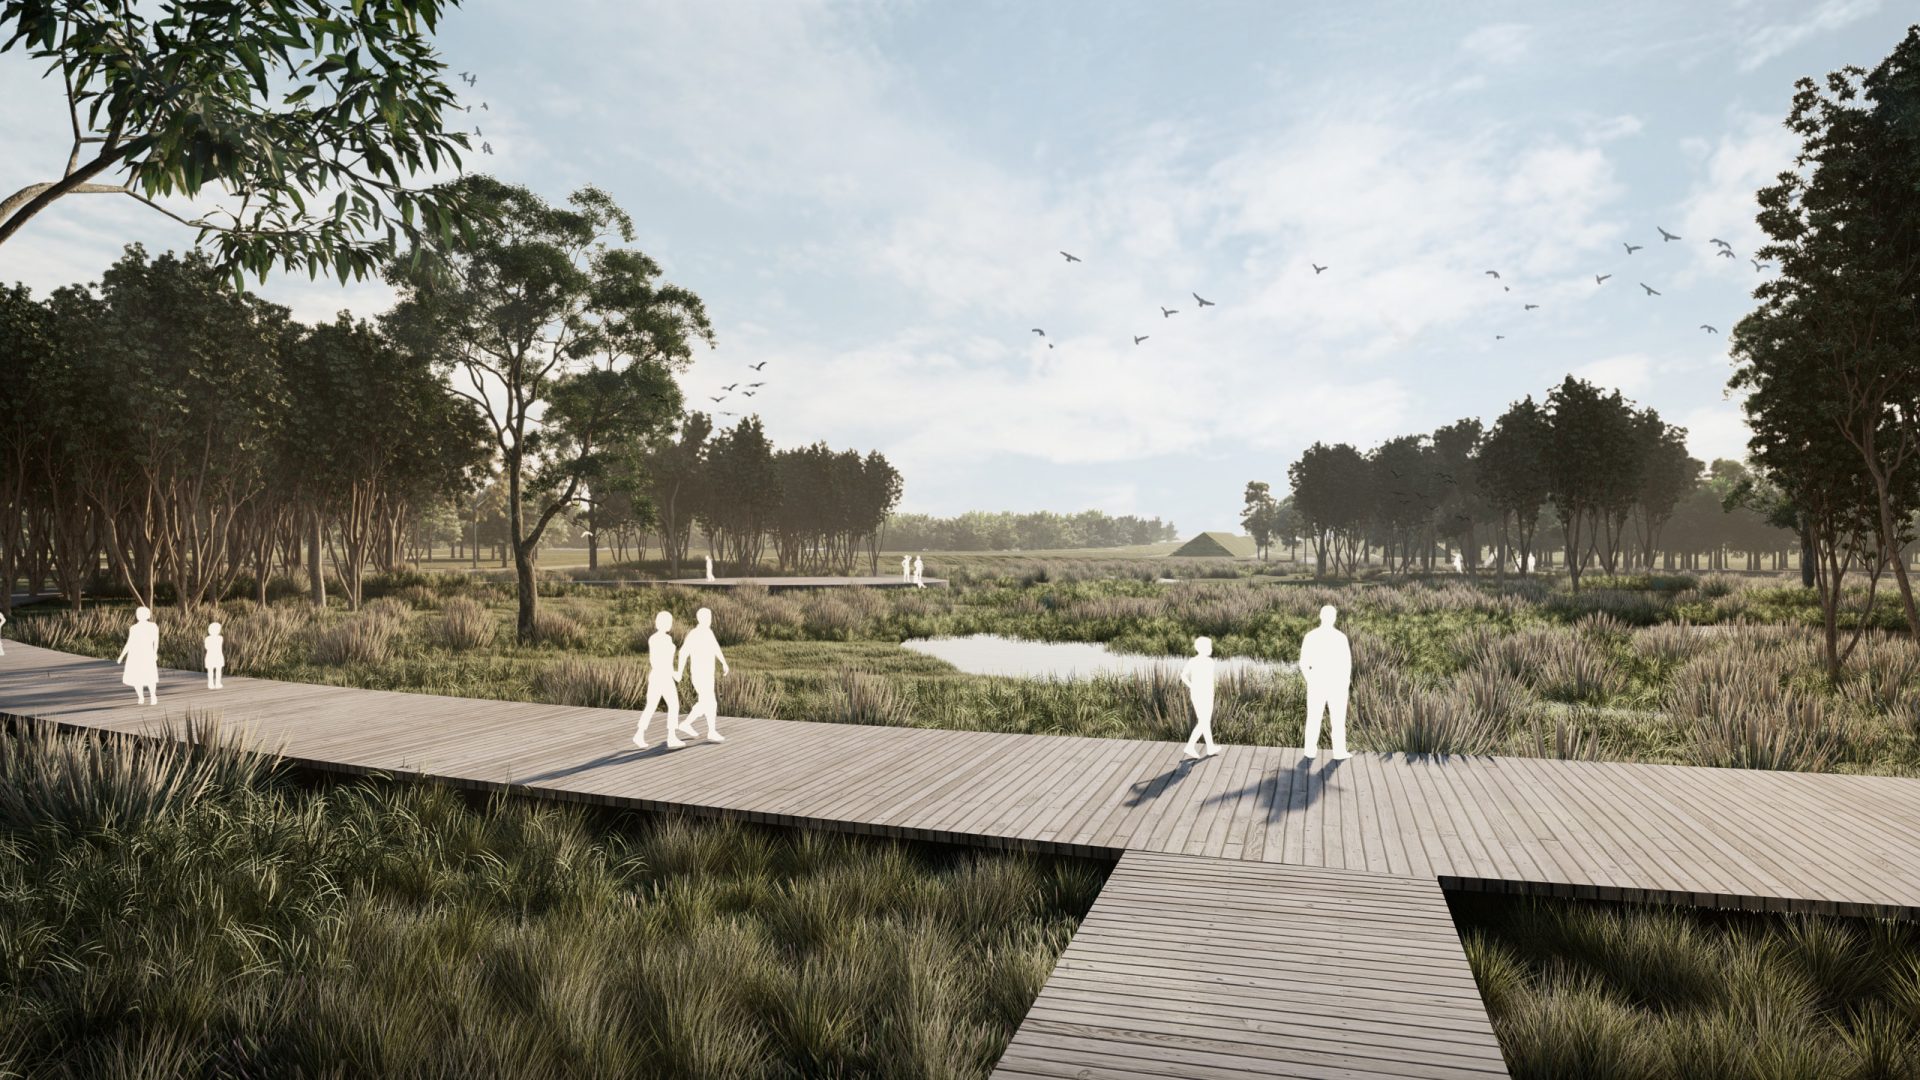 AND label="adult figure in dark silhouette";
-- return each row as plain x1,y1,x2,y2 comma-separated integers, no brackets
1299,605,1351,760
